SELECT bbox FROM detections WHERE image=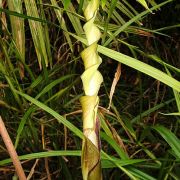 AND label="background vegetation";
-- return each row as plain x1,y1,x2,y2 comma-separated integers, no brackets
0,0,179,179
